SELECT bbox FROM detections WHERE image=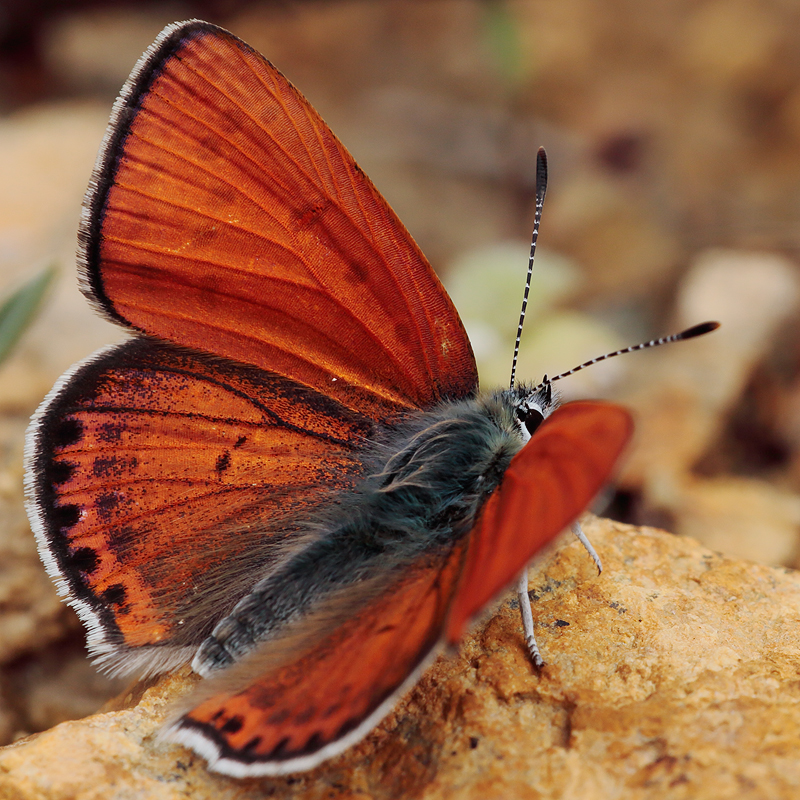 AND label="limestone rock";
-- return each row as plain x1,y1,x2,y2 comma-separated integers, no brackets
2,516,800,799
